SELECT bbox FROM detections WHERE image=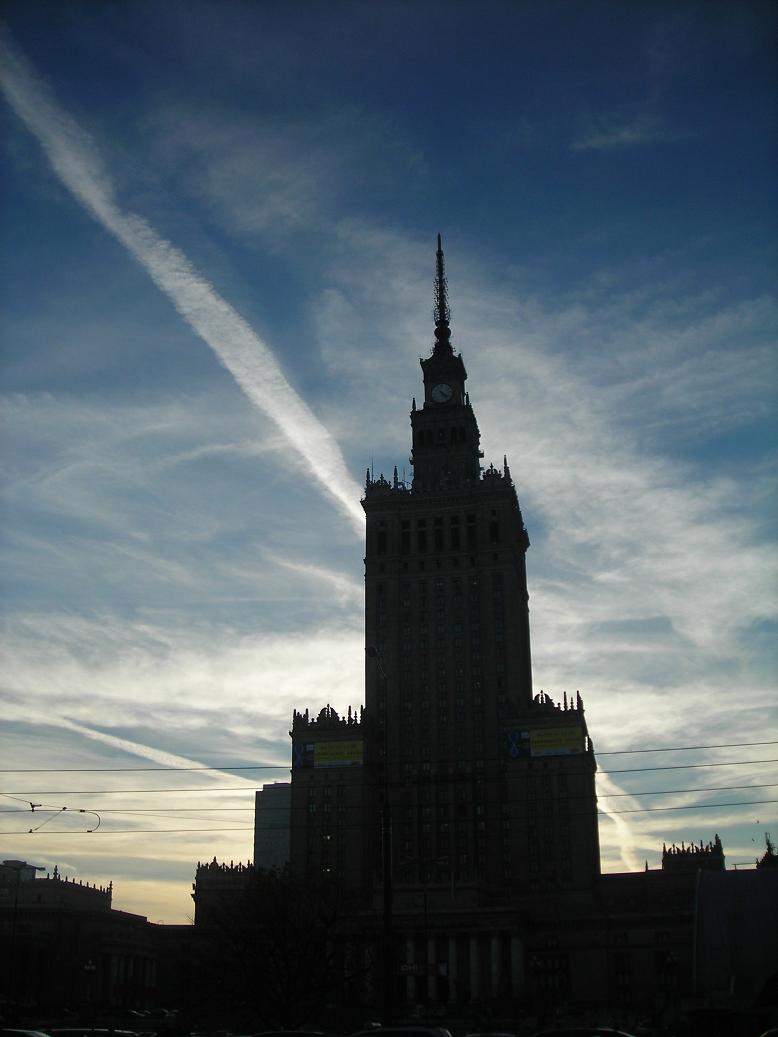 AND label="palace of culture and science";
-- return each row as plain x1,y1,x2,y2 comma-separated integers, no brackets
291,236,600,907
283,238,713,1013
193,239,776,1022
